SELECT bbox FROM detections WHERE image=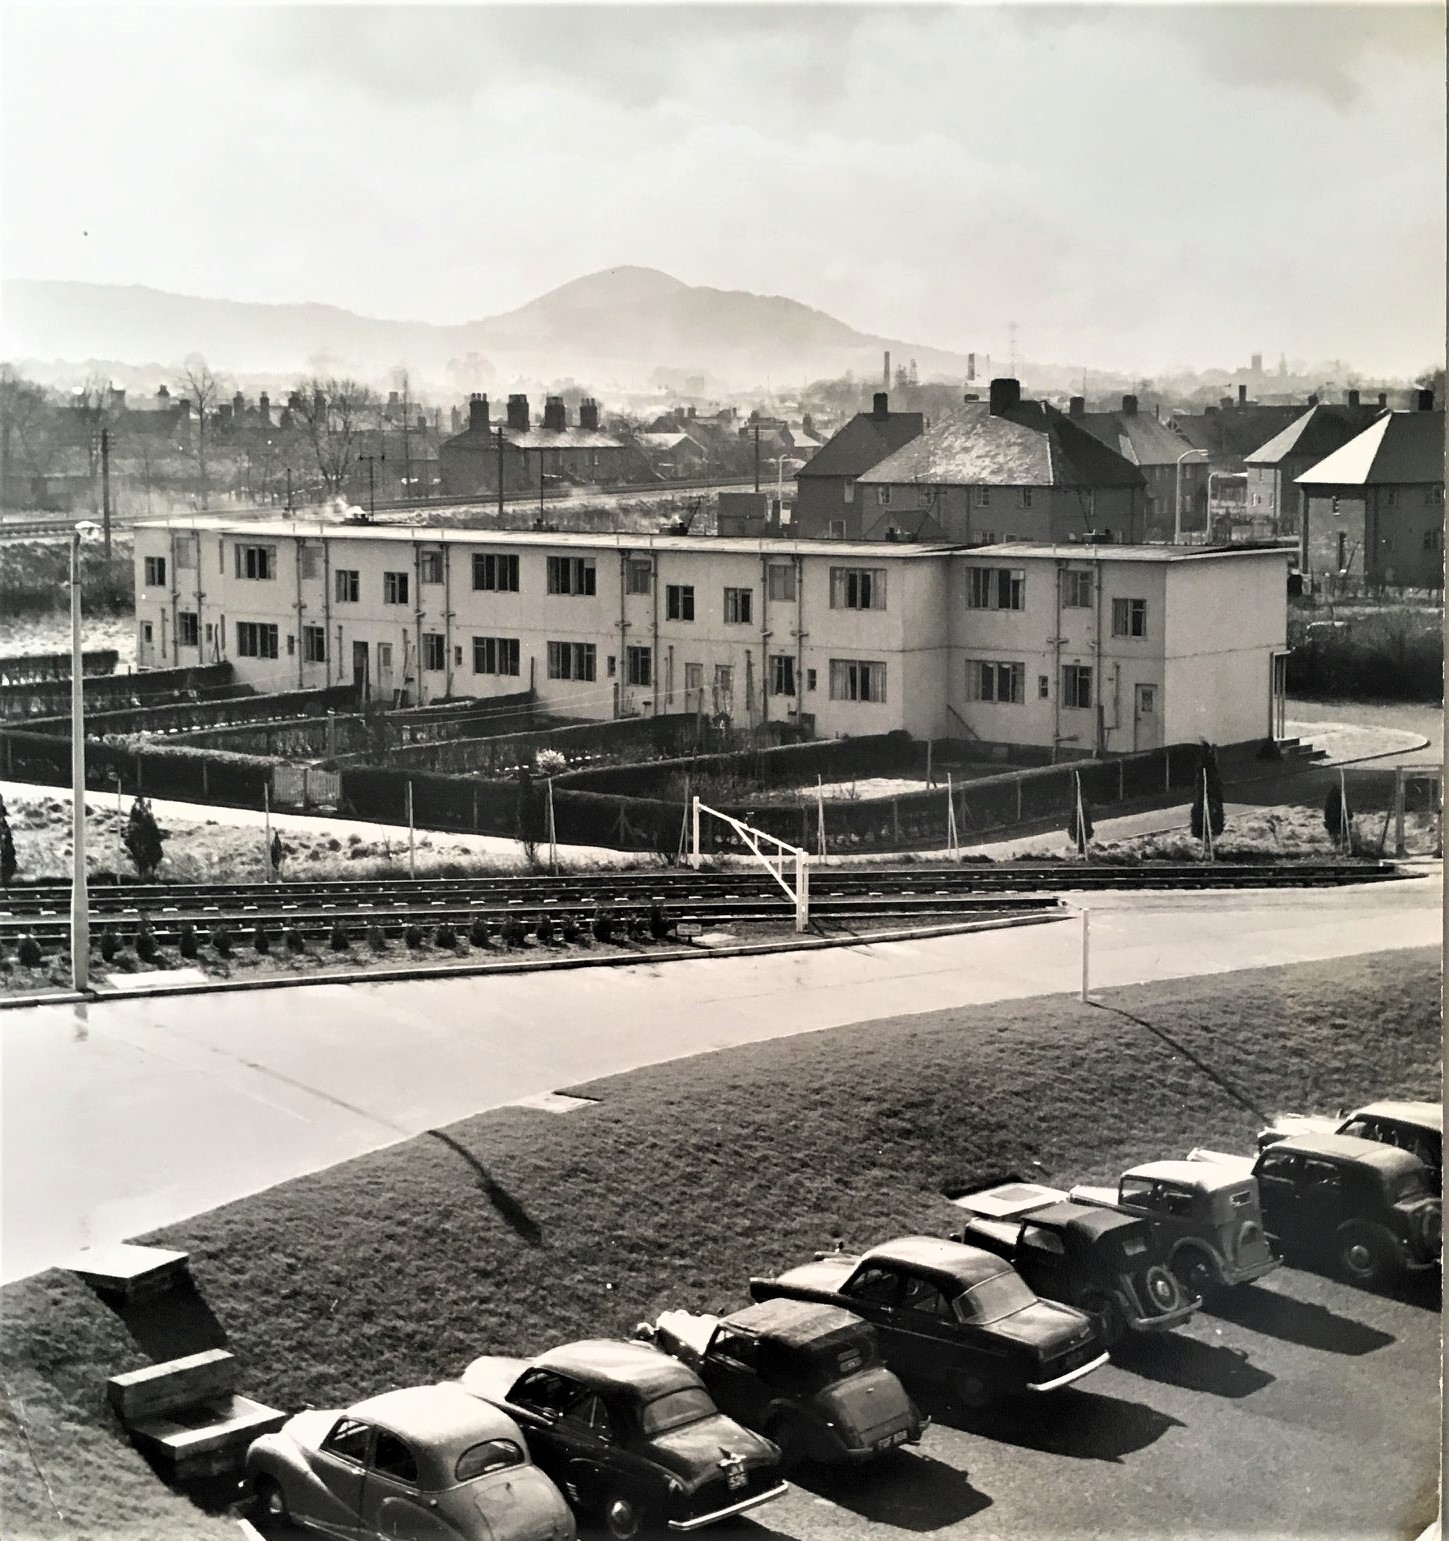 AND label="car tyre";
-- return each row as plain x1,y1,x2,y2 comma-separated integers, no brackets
1335,1222,1393,1287
1170,1247,1219,1301
950,1372,991,1410
253,1476,288,1525
602,1489,649,1541
765,1410,810,1471
1080,1291,1125,1348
